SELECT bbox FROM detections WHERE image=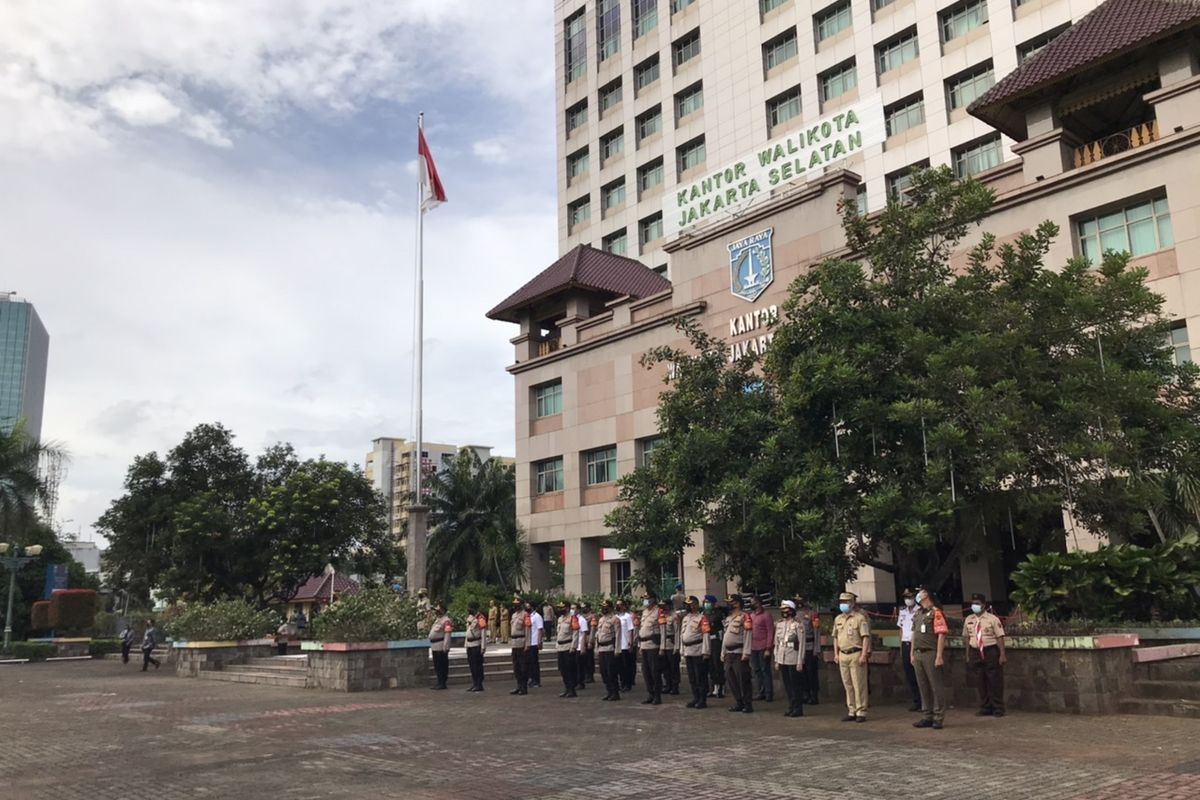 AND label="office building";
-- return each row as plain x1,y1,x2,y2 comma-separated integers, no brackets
0,294,49,441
